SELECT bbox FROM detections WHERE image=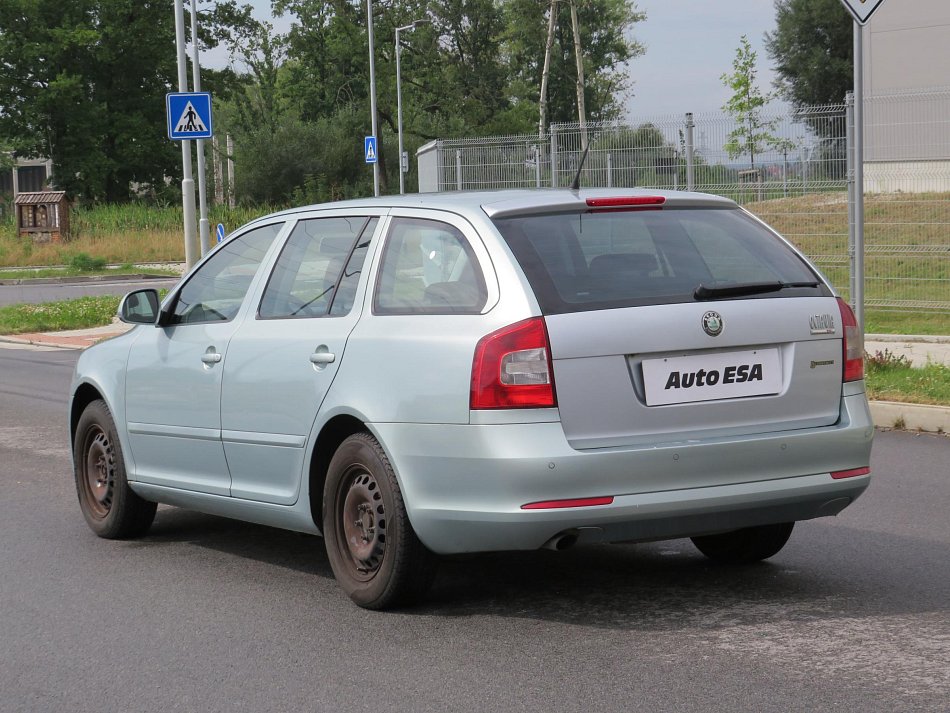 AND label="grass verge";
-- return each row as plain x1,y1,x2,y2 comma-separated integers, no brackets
864,349,950,406
0,296,121,334
0,266,179,280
